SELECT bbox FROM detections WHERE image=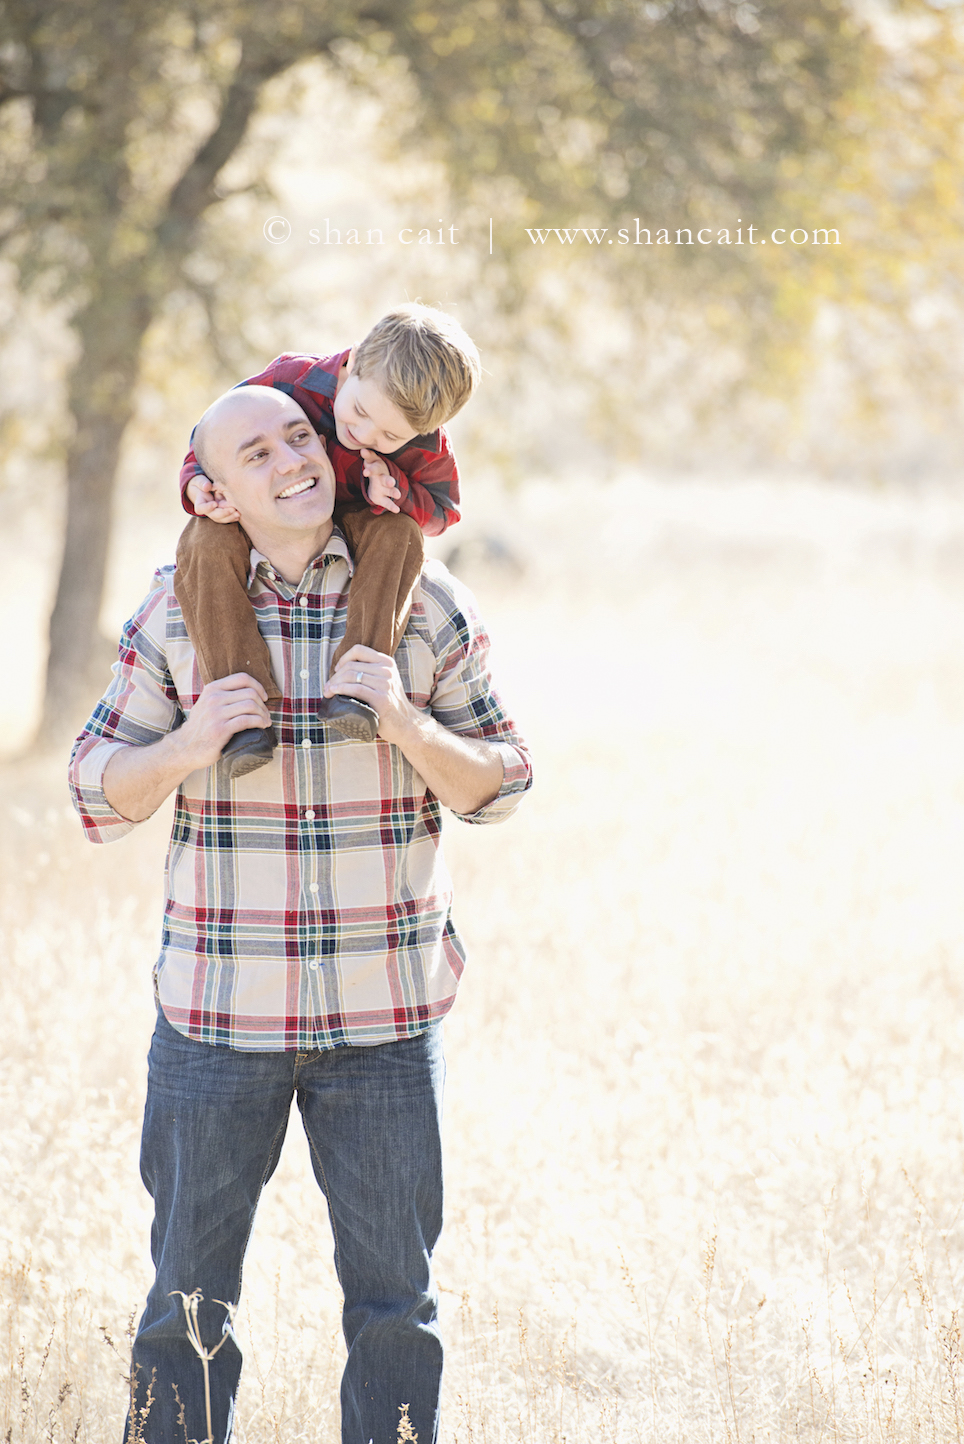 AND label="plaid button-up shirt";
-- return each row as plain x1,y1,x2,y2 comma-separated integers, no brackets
69,531,532,1051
